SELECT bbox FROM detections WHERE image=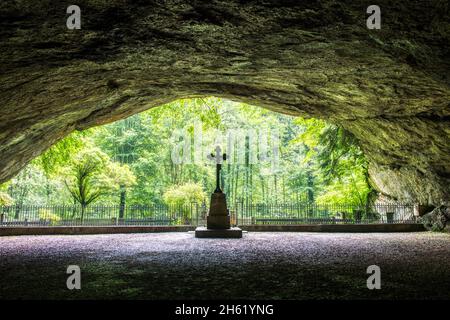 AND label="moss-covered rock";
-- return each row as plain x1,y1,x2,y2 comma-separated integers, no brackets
420,205,450,231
